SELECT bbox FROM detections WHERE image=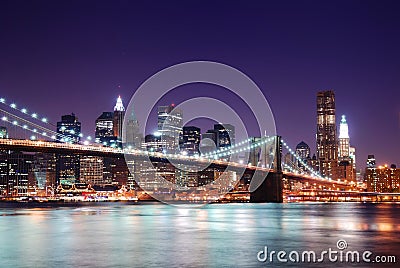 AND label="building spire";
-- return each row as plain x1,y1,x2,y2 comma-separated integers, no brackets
114,95,125,112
